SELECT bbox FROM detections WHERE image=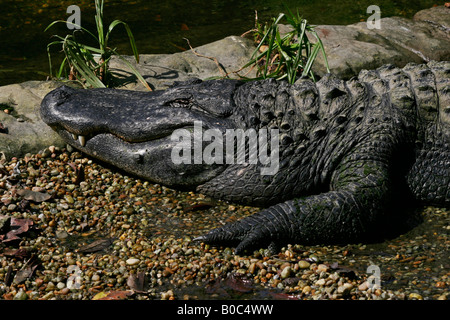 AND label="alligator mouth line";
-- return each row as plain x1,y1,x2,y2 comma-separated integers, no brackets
62,123,203,147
